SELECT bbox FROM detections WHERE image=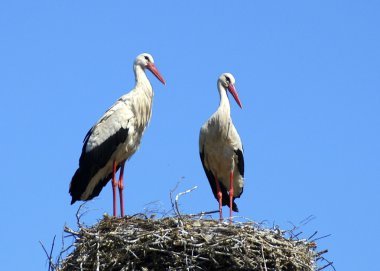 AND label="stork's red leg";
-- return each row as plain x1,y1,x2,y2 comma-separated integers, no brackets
214,175,223,222
118,160,126,217
229,169,234,225
112,160,117,217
